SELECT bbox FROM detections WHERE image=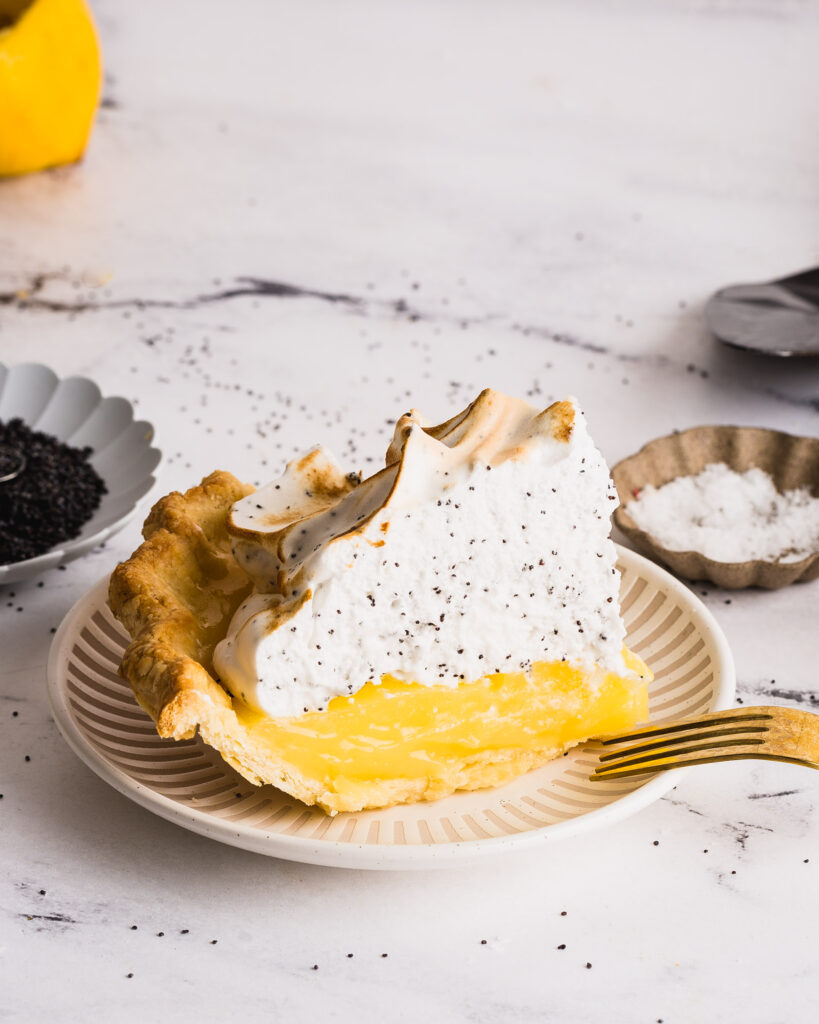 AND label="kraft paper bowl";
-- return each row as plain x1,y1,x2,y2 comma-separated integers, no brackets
611,425,819,589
